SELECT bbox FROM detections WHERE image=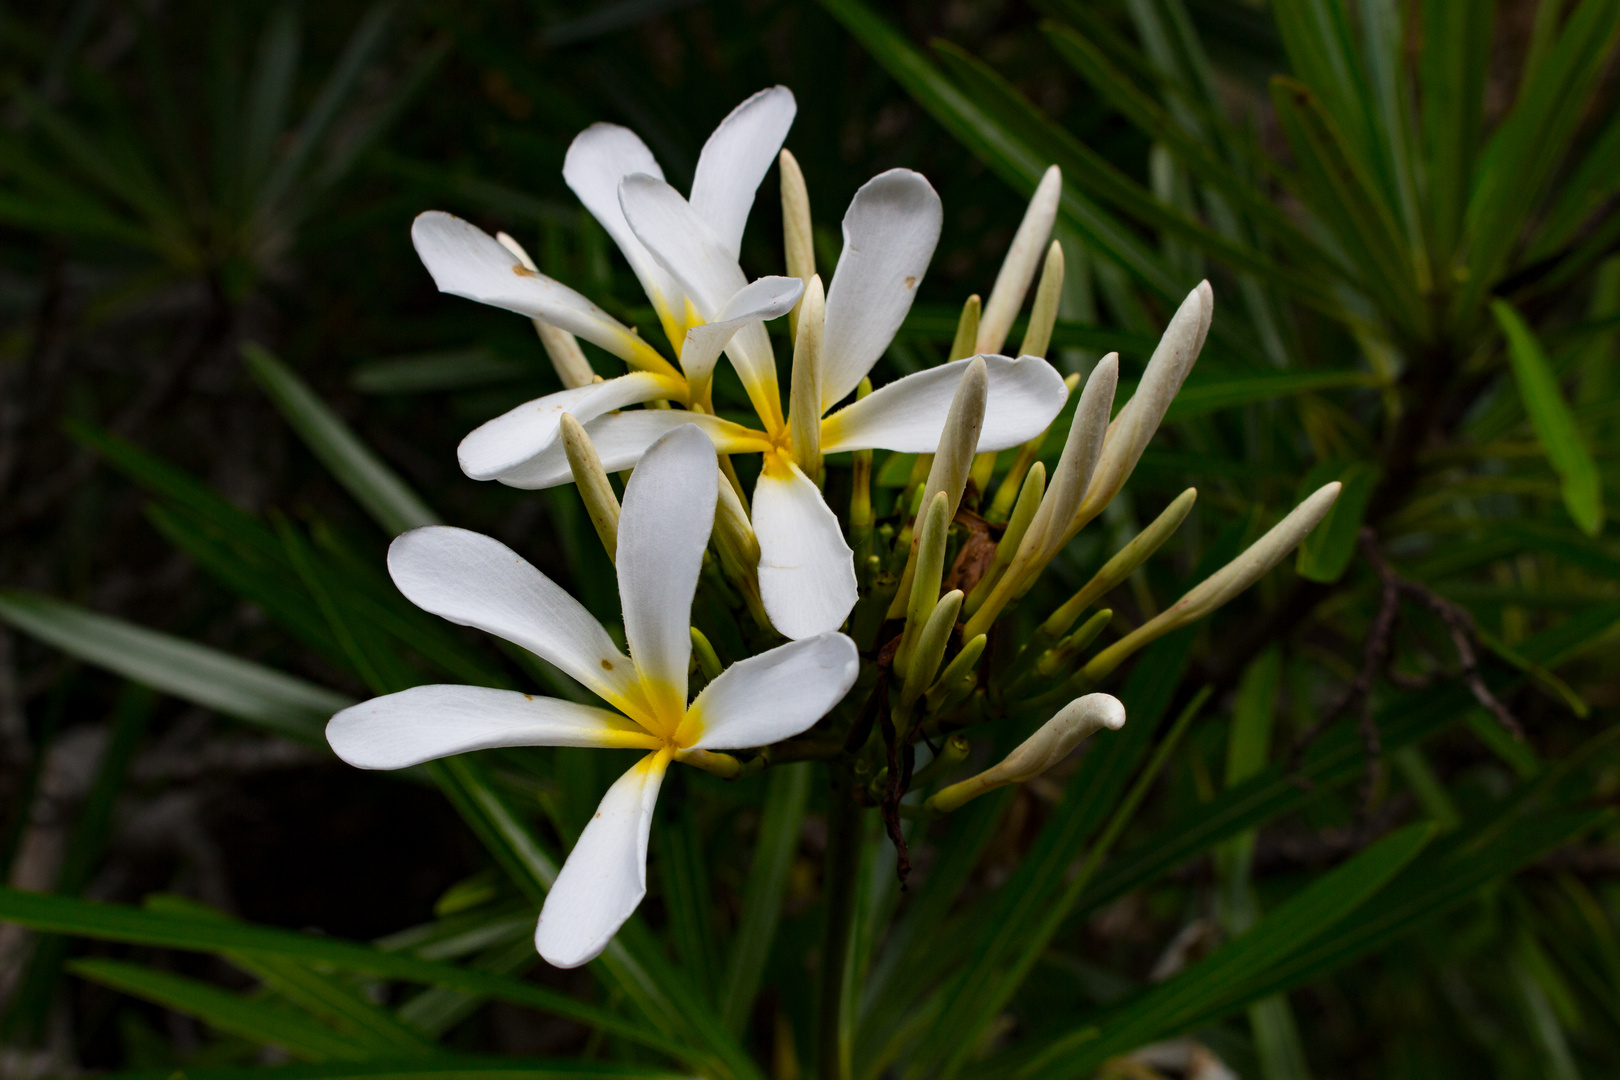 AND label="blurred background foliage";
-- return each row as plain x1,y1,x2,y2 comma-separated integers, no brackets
0,0,1619,1077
